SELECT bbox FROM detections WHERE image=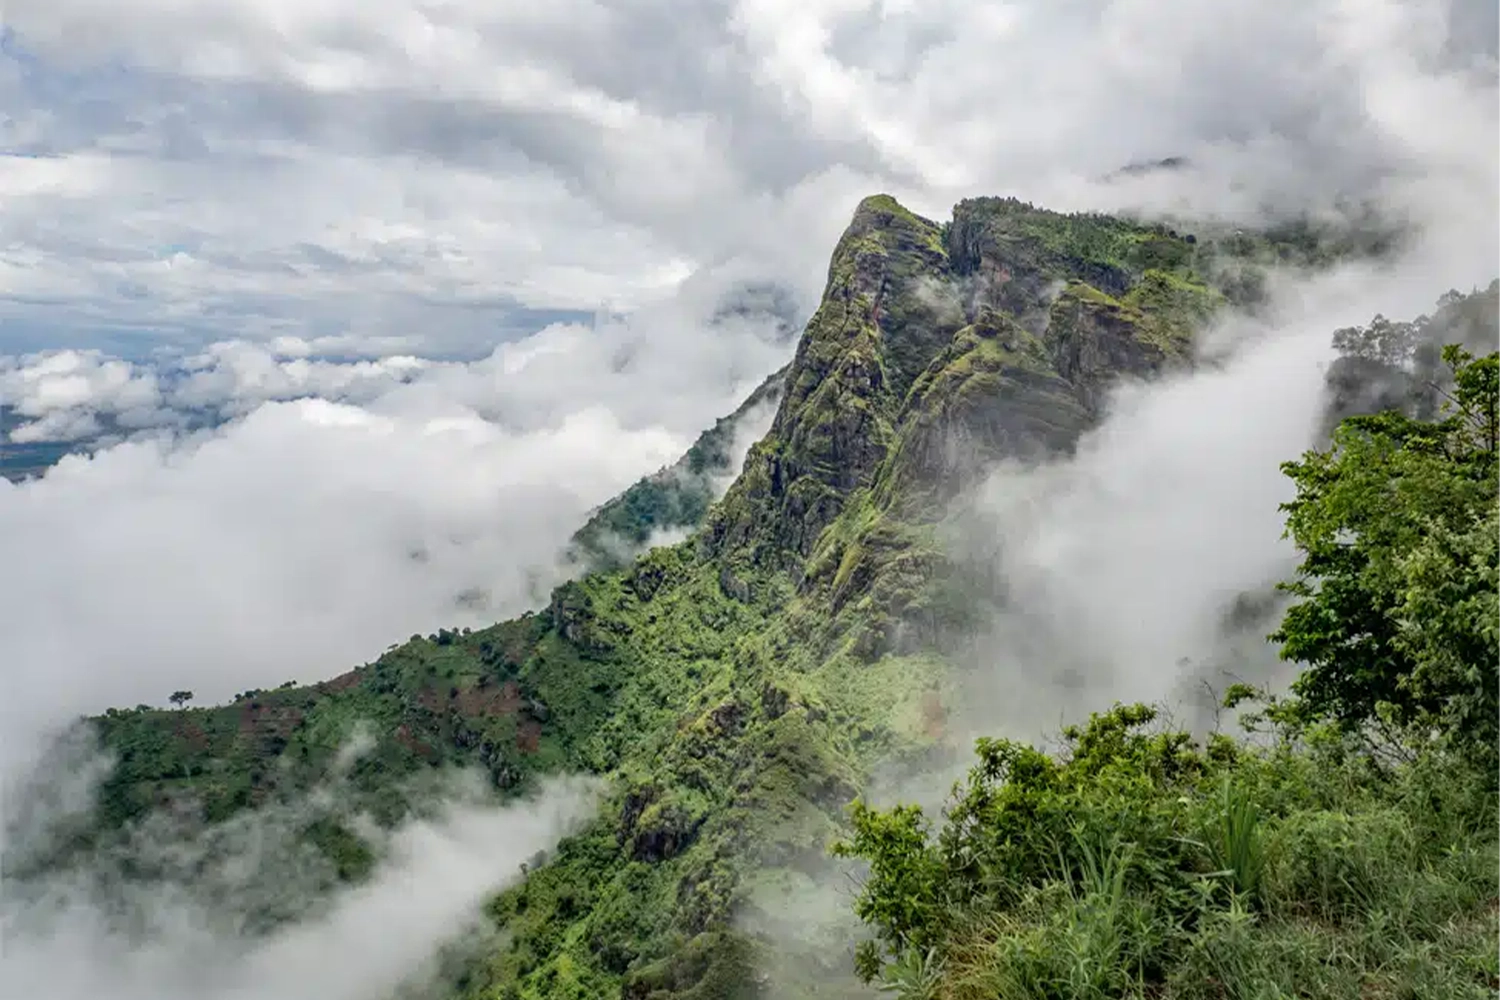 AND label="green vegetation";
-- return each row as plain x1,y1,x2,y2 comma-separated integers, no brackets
566,367,788,572
838,701,1497,999
51,194,1476,999
1275,345,1498,770
837,338,1499,999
